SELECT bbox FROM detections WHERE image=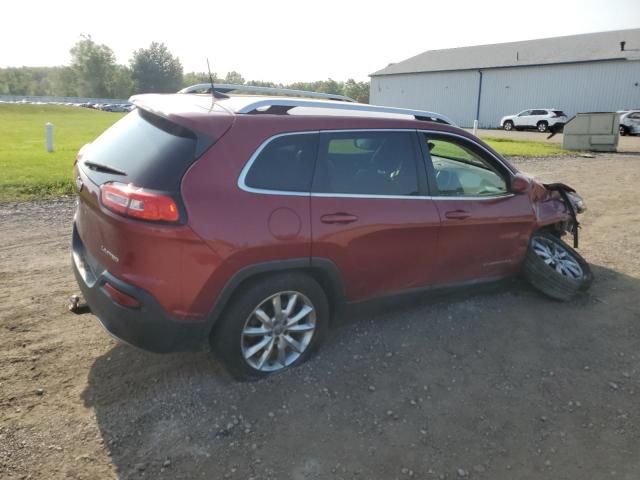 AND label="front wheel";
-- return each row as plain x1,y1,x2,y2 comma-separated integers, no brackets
619,125,629,136
212,272,329,380
523,231,593,301
503,120,514,131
